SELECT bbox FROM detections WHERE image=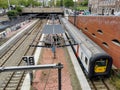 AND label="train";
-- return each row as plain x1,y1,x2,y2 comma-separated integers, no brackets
61,18,113,79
